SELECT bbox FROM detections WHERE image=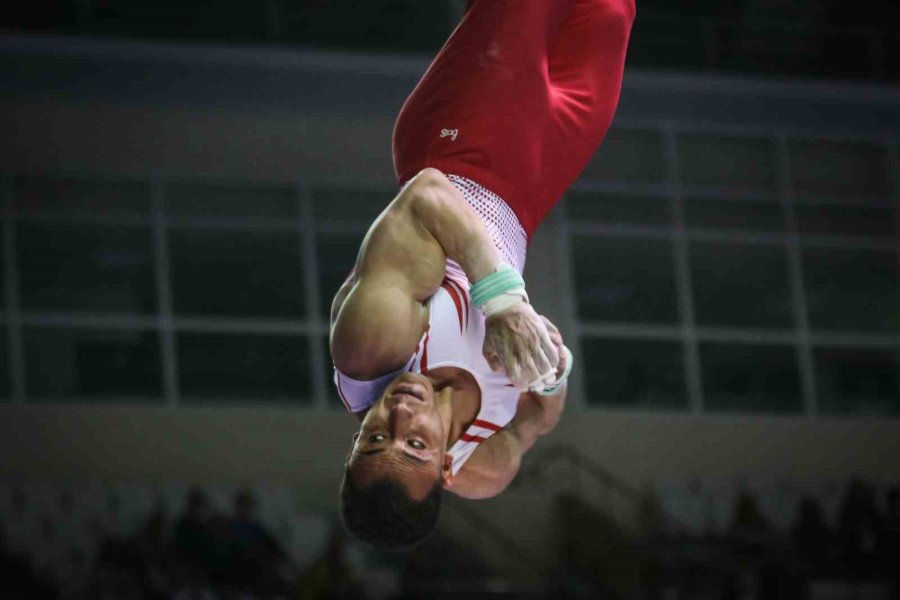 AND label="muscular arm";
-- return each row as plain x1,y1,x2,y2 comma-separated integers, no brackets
448,383,568,500
331,168,558,388
449,320,570,499
330,168,504,380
